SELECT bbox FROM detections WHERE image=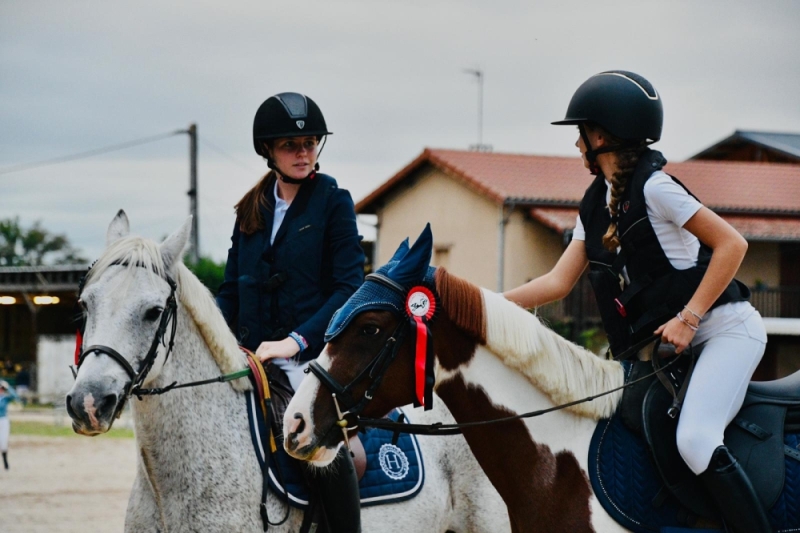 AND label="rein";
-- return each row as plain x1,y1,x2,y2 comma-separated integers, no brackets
315,323,686,437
